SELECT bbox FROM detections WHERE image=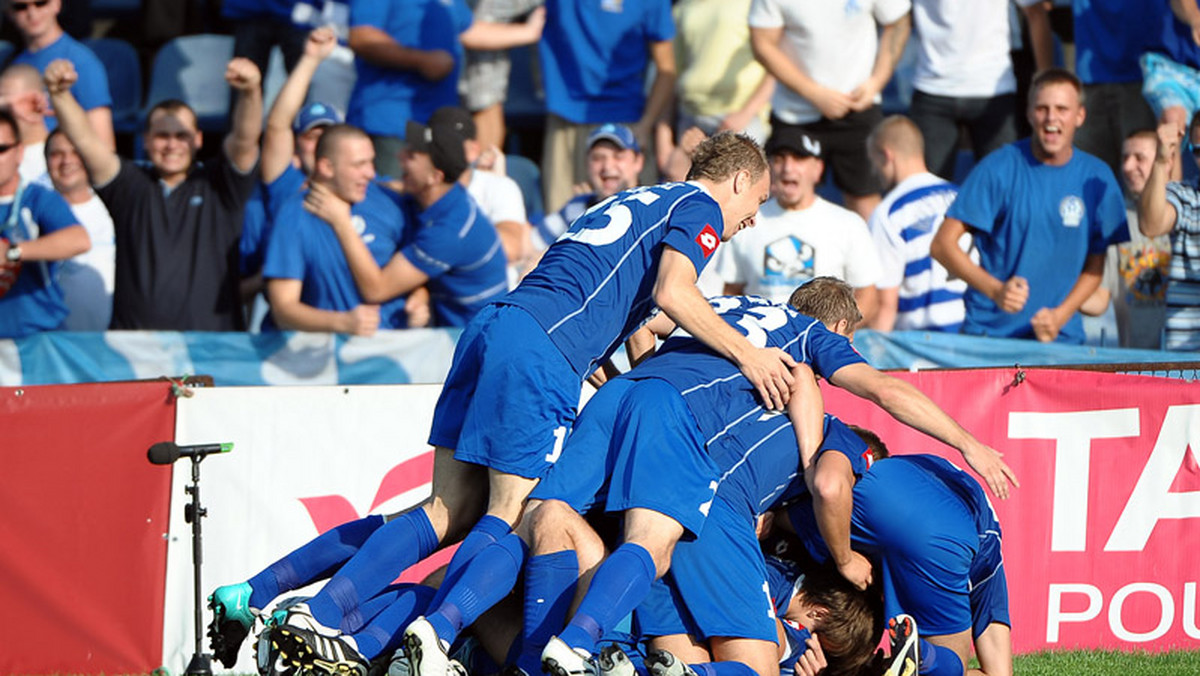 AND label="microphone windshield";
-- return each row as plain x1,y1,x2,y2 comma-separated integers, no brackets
147,442,181,465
